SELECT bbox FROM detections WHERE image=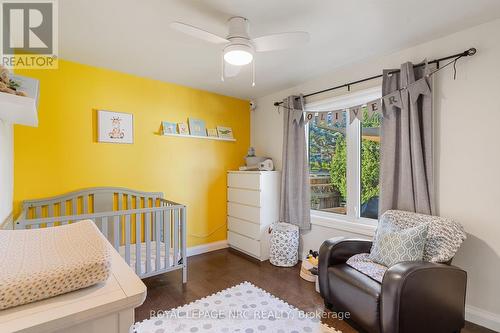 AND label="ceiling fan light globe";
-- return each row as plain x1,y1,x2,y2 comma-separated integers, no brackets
223,44,253,66
224,50,253,65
